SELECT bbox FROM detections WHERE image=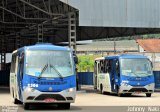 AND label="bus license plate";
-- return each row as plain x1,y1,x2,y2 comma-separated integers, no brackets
44,98,55,103
135,91,141,94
